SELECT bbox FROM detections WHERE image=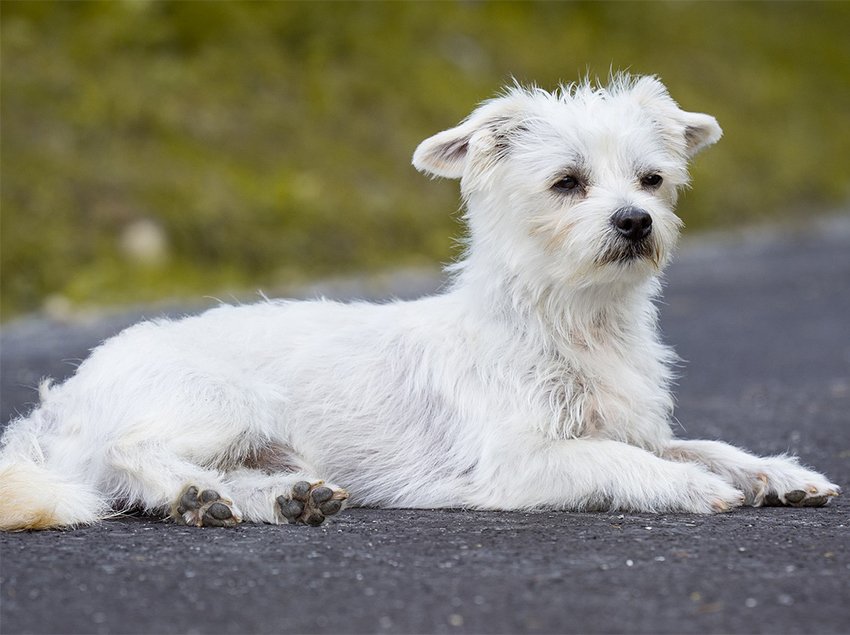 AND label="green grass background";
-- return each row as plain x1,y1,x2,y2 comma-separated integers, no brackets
2,1,849,319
